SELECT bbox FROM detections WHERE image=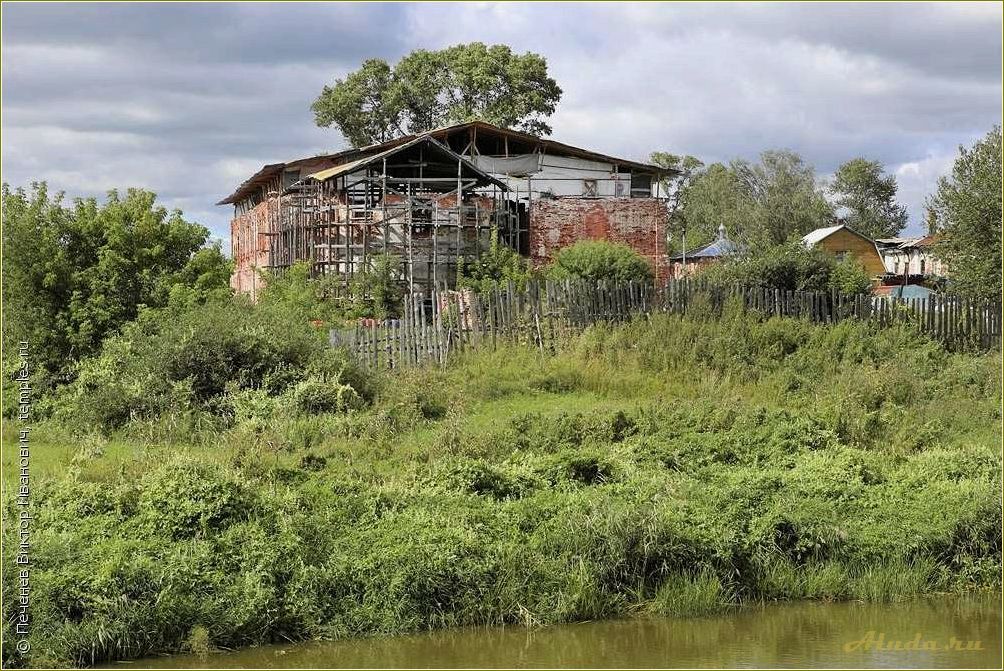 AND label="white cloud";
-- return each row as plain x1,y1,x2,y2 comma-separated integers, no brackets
1,1,999,239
